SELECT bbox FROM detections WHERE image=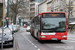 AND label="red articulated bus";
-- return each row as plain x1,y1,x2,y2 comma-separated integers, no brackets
30,12,67,42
